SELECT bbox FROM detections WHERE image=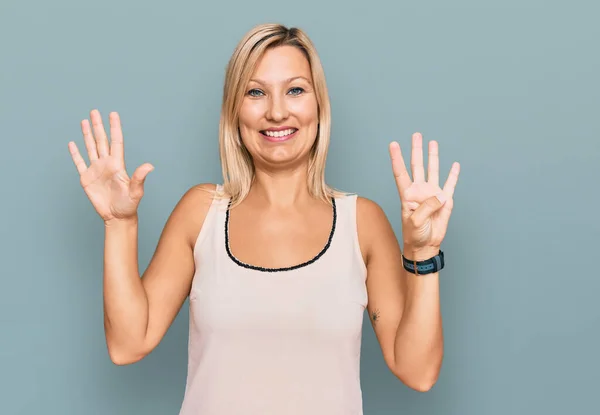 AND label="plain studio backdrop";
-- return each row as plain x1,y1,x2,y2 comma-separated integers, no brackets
1,0,598,414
